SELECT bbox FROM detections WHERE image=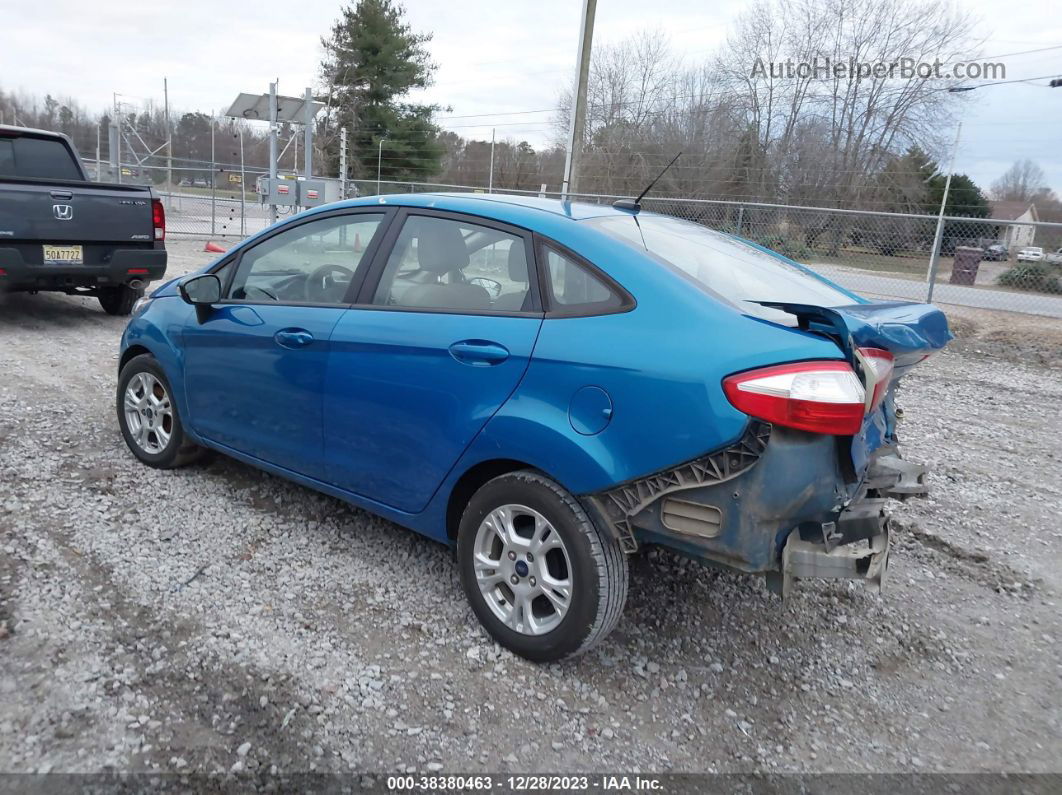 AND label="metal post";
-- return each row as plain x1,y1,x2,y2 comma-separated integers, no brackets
268,81,278,224
340,126,348,199
113,93,121,184
164,78,173,191
238,126,246,236
488,127,496,193
377,138,386,194
303,87,313,180
925,122,962,303
95,123,102,182
210,118,216,236
561,0,597,199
